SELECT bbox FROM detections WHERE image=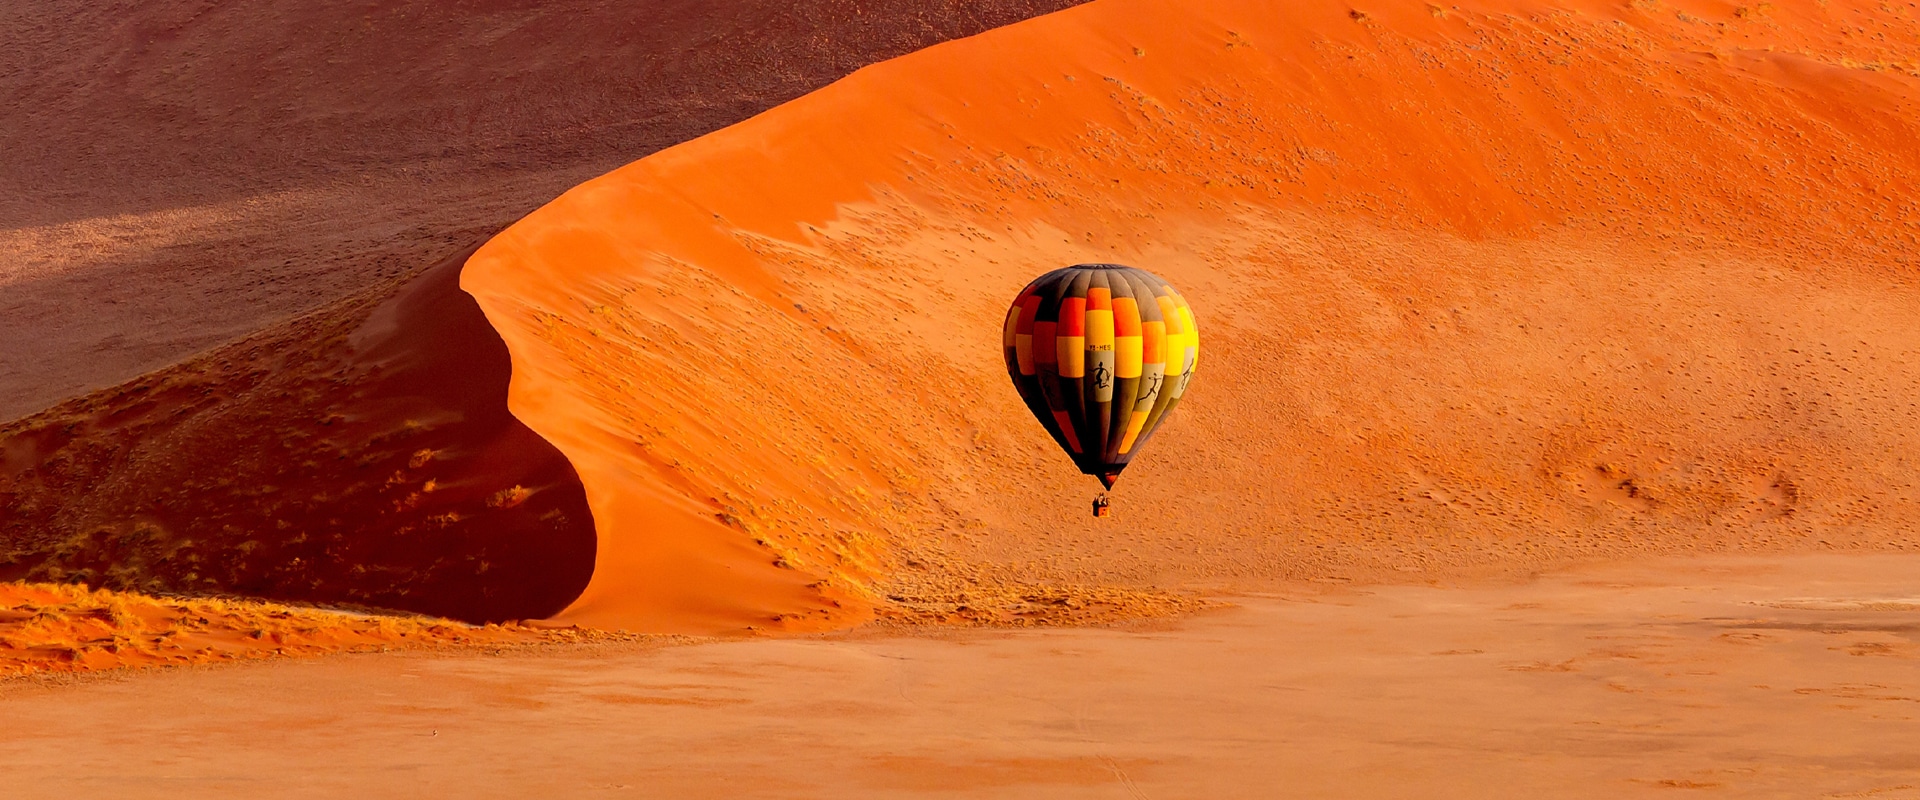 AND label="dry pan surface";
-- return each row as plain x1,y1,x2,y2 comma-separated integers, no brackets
464,0,1920,631
3,553,1917,799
